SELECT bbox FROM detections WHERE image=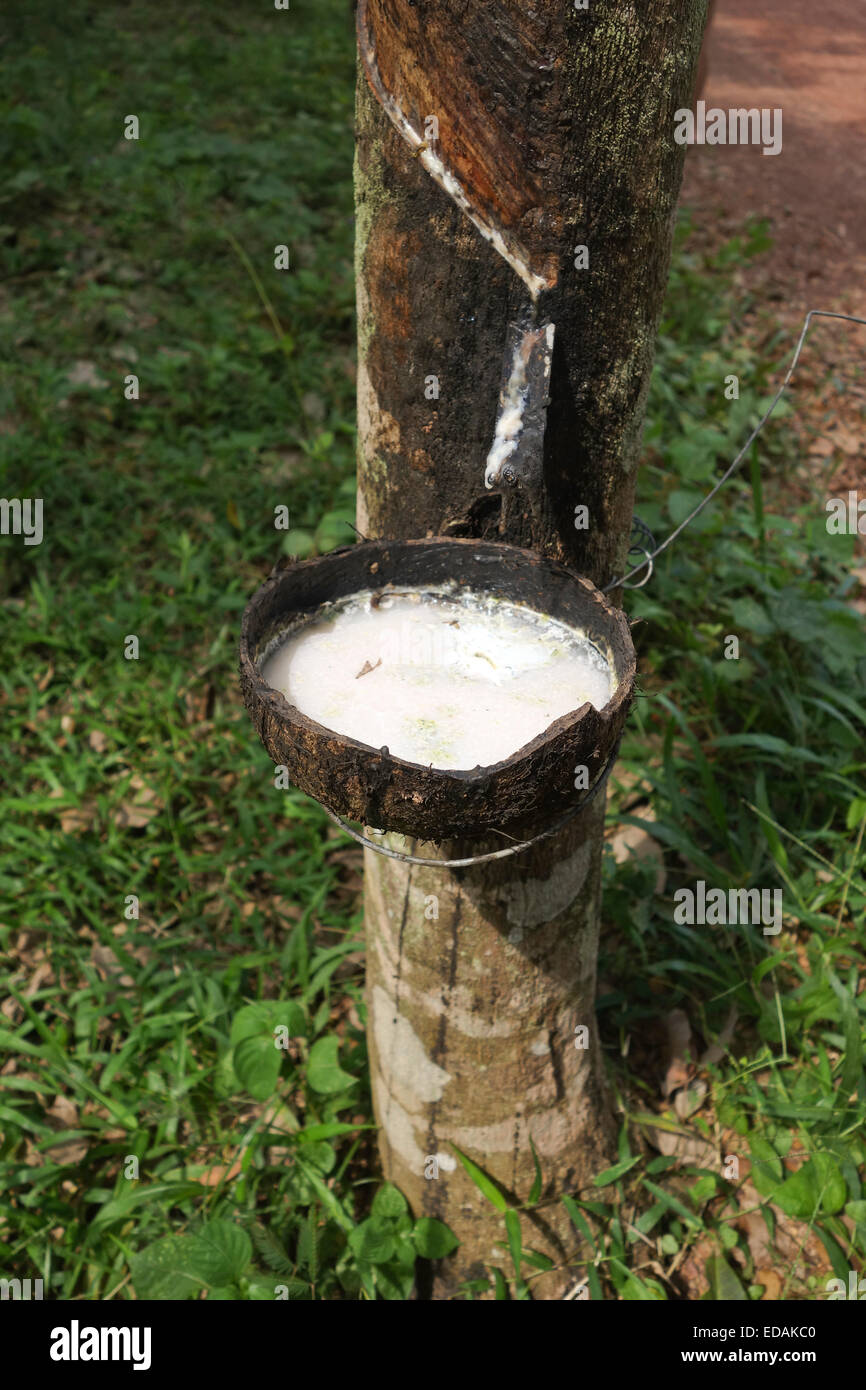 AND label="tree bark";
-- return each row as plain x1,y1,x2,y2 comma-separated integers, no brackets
354,0,707,1297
